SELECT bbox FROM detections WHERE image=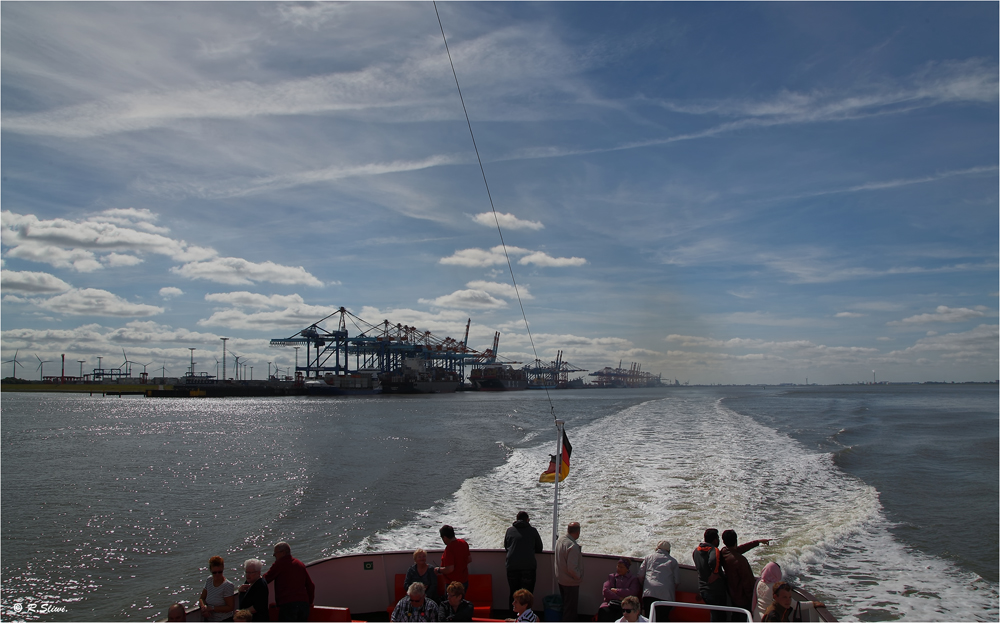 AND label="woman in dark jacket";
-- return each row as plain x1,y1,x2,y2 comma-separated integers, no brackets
237,559,270,621
405,549,439,603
